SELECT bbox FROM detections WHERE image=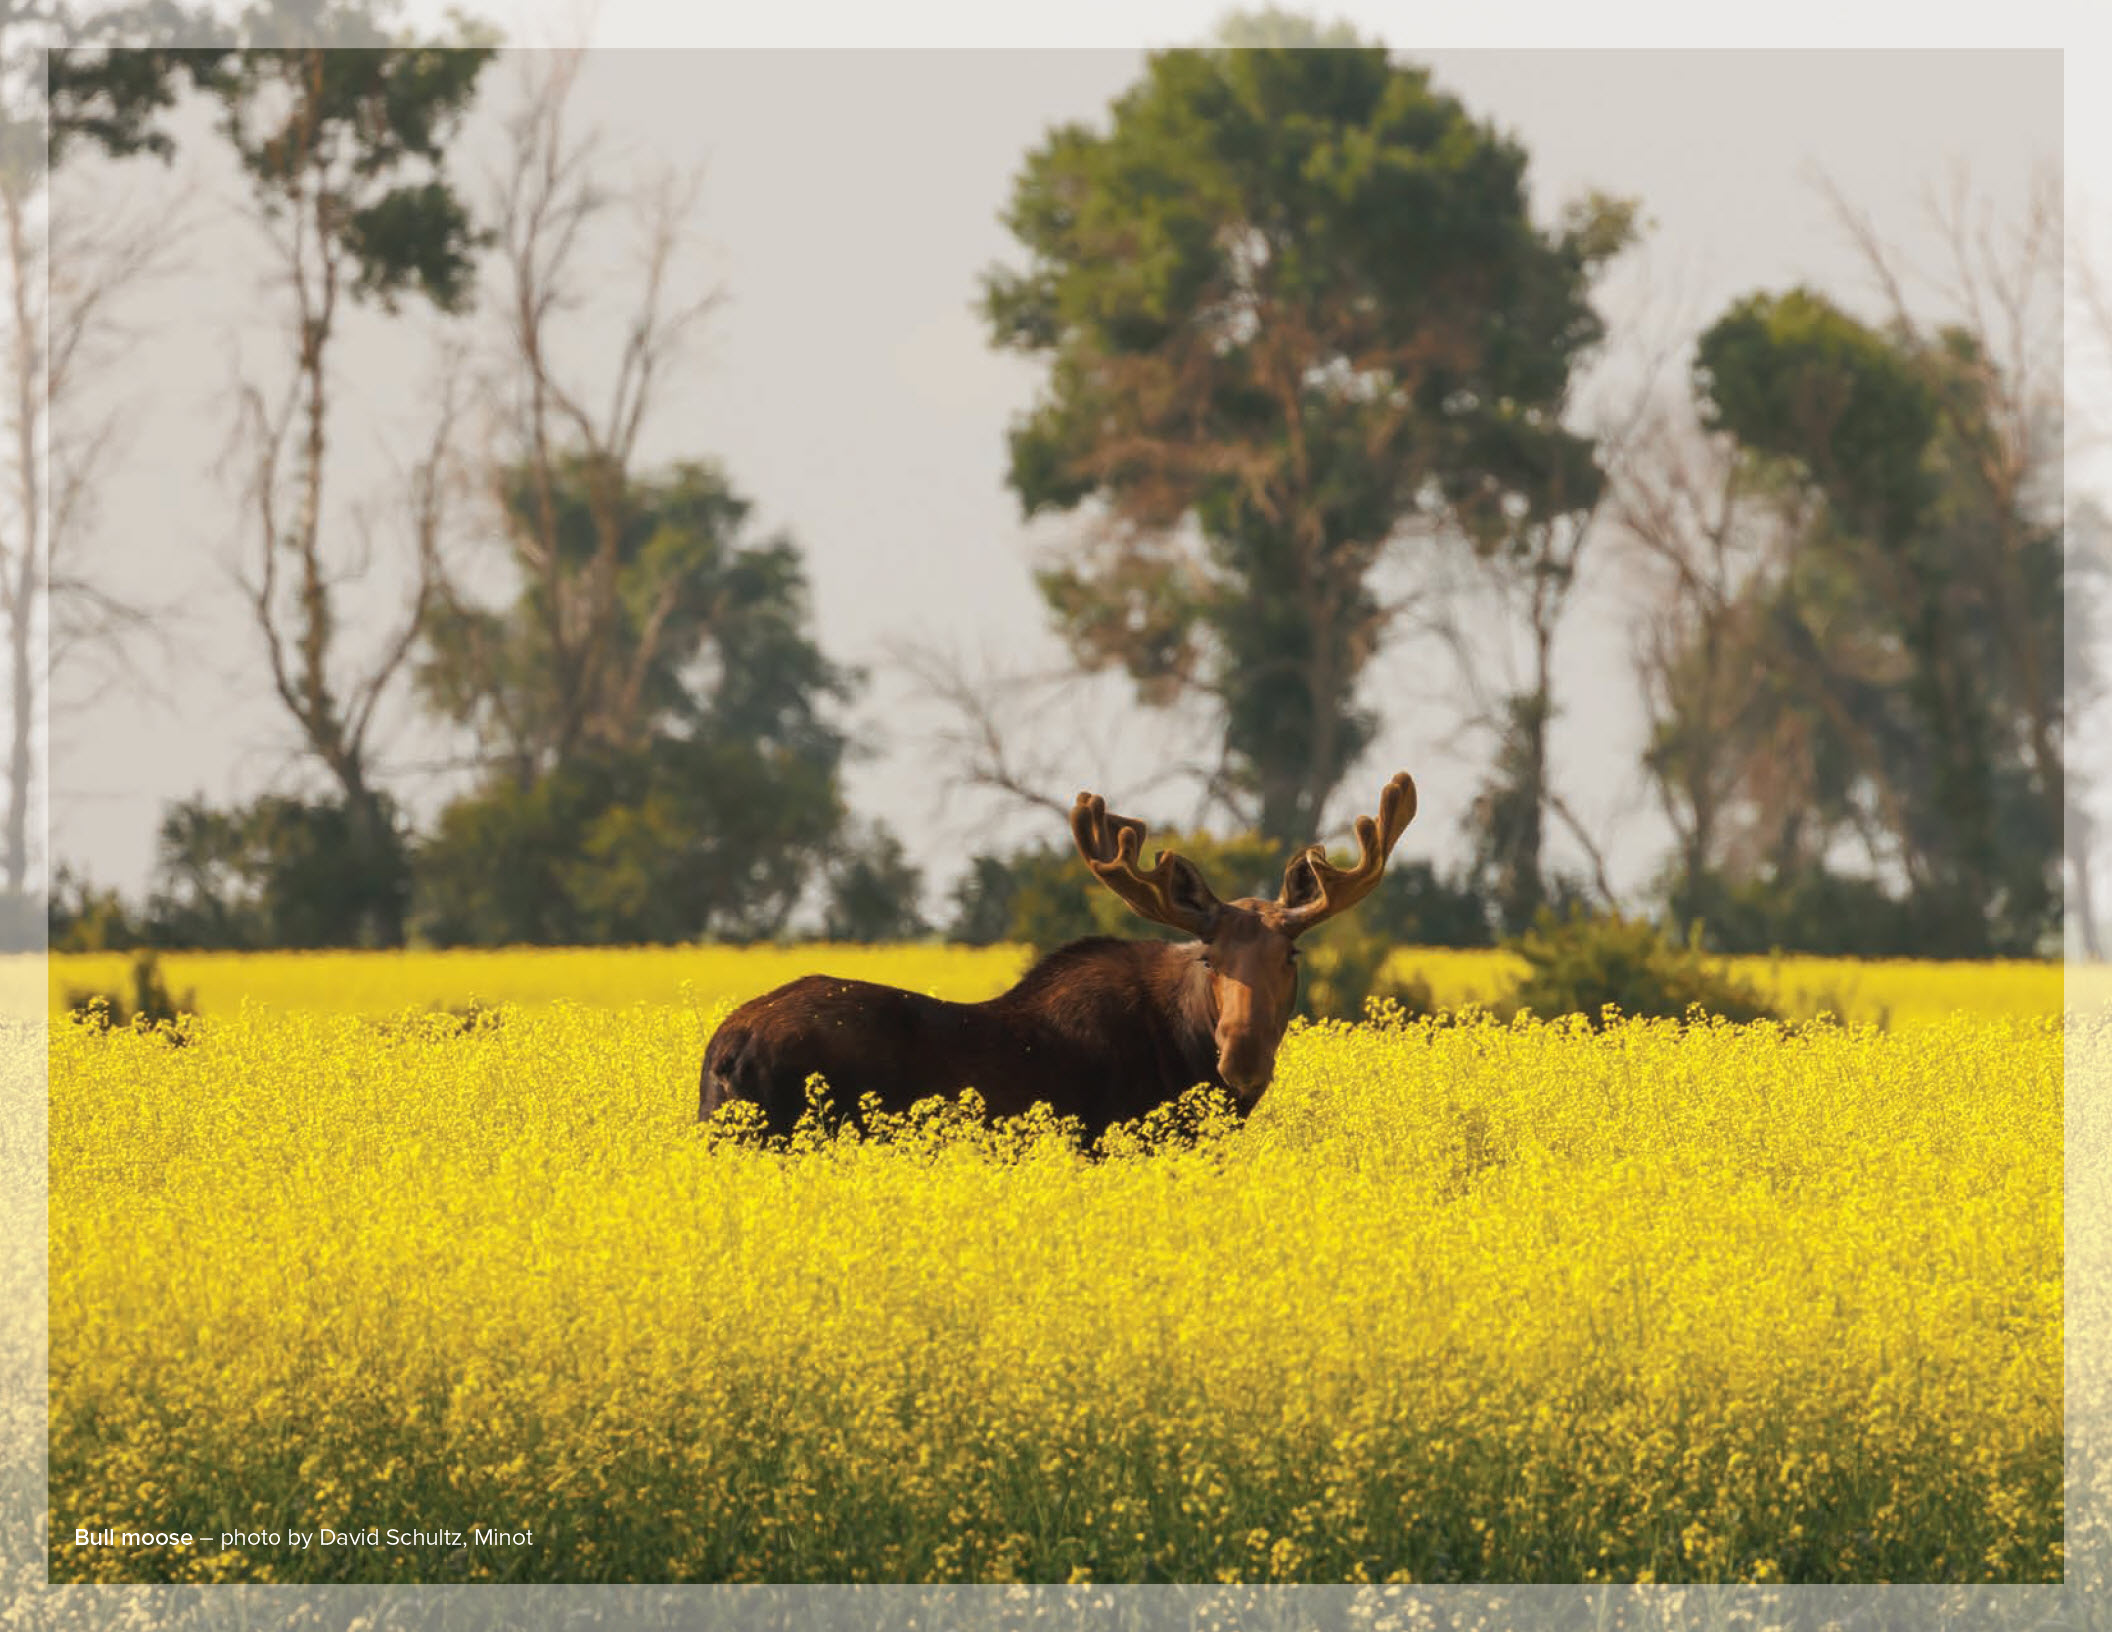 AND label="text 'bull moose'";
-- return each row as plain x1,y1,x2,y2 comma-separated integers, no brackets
699,772,1418,1142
